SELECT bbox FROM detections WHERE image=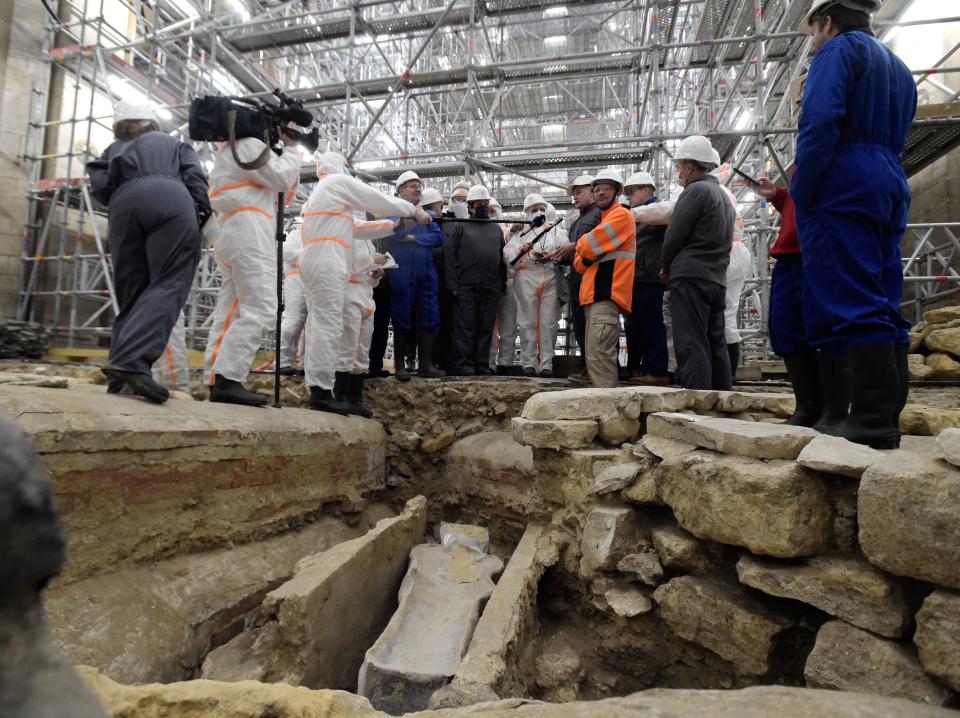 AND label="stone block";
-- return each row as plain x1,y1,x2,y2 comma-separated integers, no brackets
915,590,960,692
358,540,503,713
604,586,653,617
656,452,832,558
653,575,794,676
796,434,884,479
621,470,661,505
805,621,951,706
620,386,695,414
908,353,934,381
934,428,960,469
926,352,960,380
736,555,909,638
641,433,698,460
647,412,816,460
925,305,960,326
900,405,960,435
598,416,641,445
421,427,456,454
593,461,642,494
580,507,642,576
520,389,622,421
715,391,796,418
858,453,960,589
511,417,598,450
617,549,663,586
651,522,710,574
